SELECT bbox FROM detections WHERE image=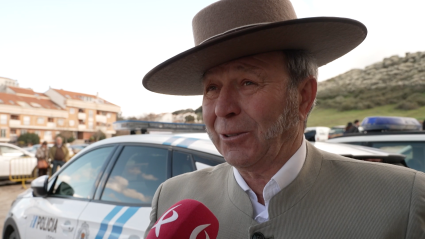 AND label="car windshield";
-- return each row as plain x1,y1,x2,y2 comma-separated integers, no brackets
370,142,425,172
